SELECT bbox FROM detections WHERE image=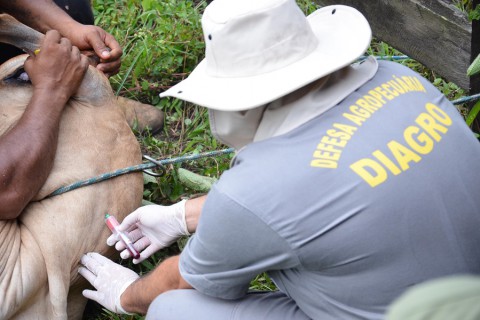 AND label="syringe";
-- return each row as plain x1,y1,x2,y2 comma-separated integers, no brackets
105,214,140,259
